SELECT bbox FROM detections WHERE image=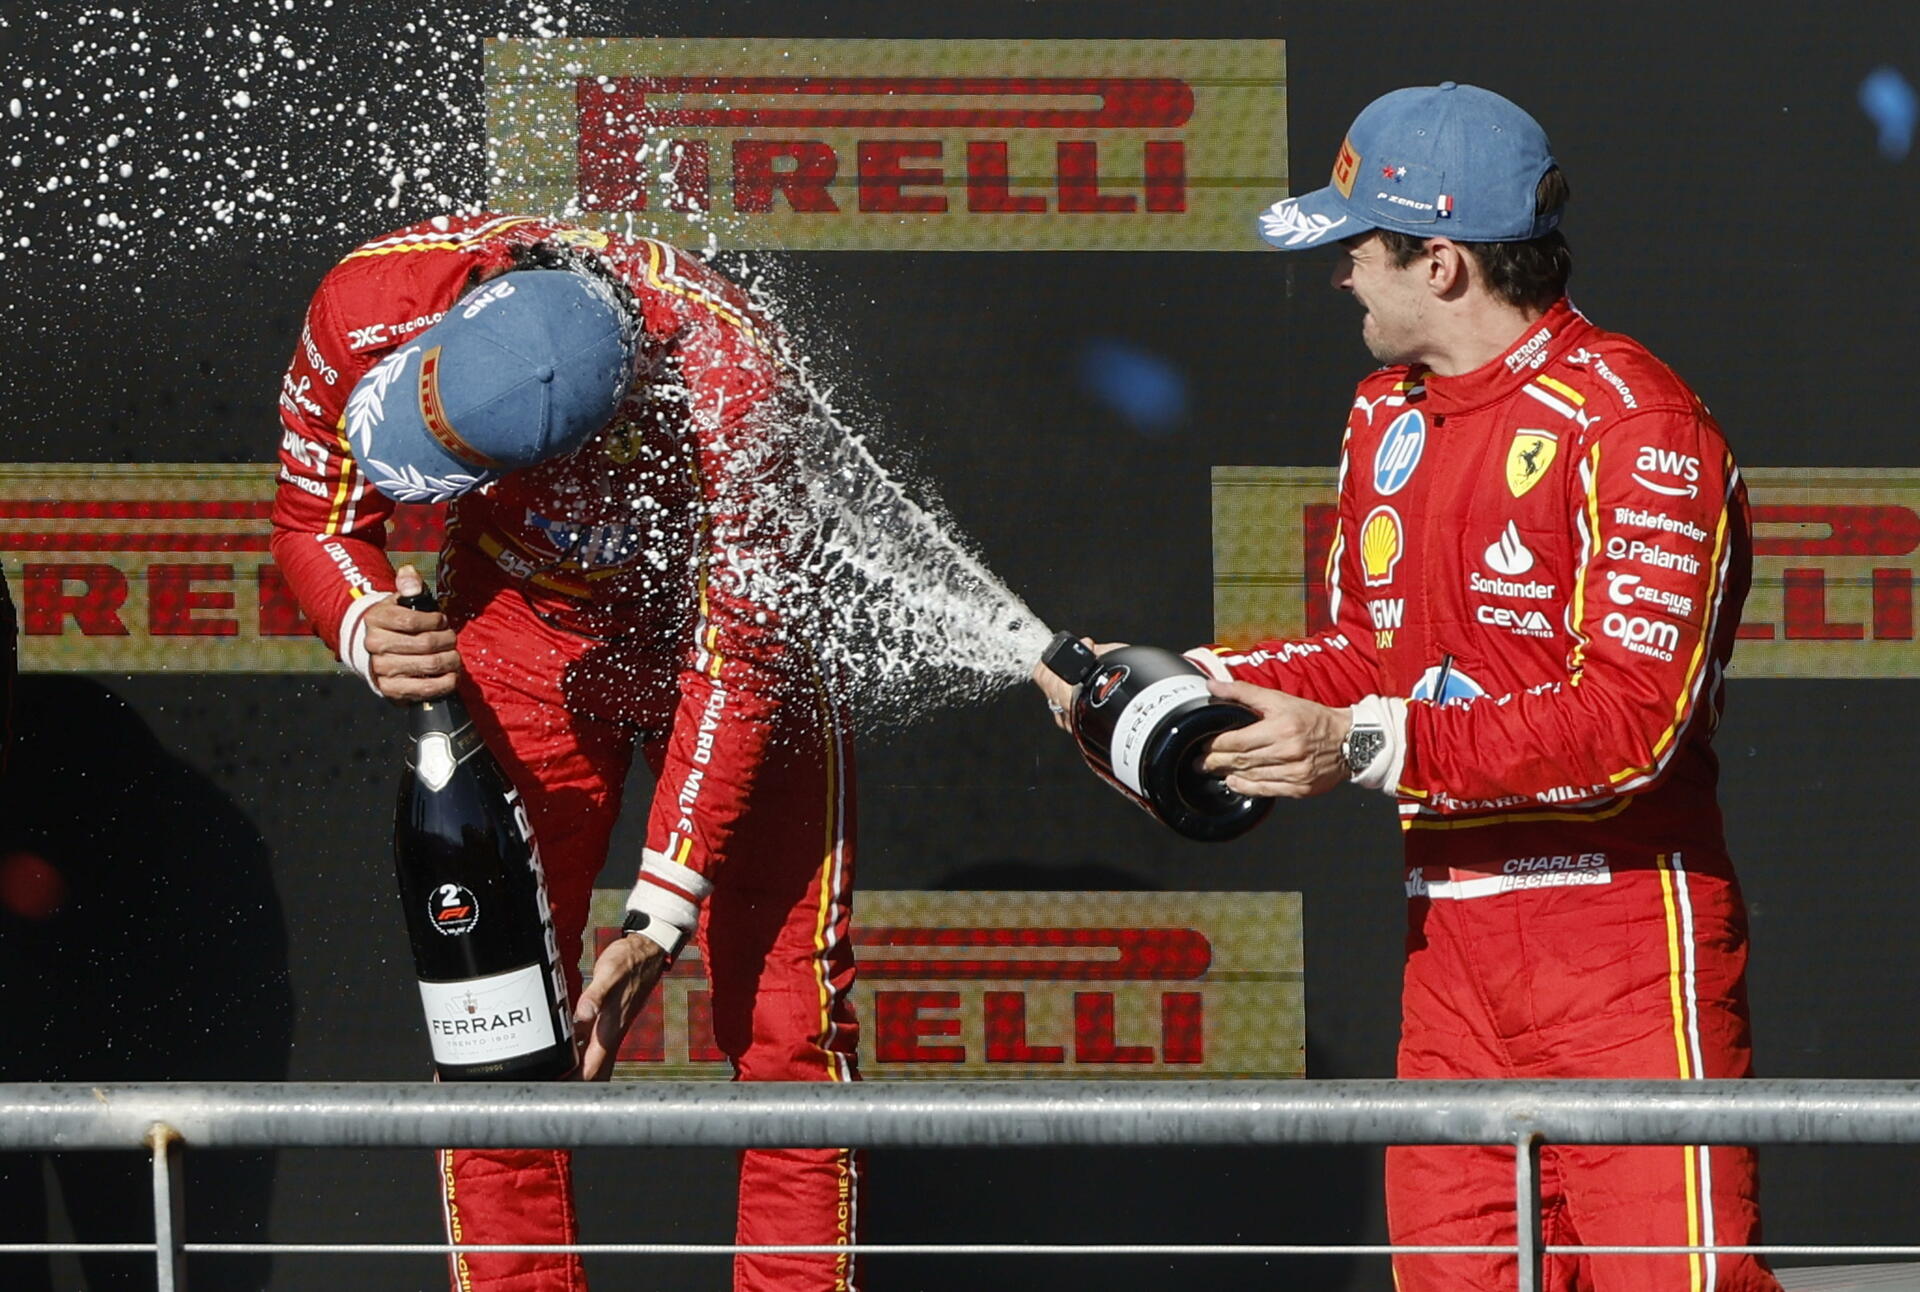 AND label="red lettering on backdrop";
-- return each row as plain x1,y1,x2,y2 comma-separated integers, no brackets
149,564,237,637
1056,142,1134,213
22,563,130,636
575,77,1196,216
256,565,309,637
1144,141,1187,213
665,140,711,213
732,141,840,213
1304,503,1340,634
1073,992,1153,1064
854,926,1212,980
1874,568,1914,640
858,140,947,212
577,75,1194,132
1782,568,1863,640
684,990,726,1063
1752,504,1920,557
966,142,1045,213
1161,992,1205,1064
874,990,965,1063
983,991,1064,1063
